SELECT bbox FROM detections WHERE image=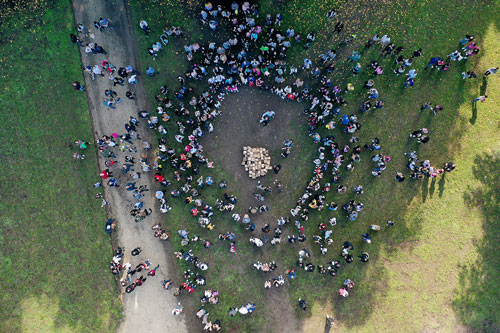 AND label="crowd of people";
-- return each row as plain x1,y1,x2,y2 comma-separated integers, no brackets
70,11,196,326
69,0,497,330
